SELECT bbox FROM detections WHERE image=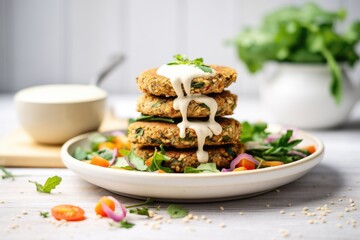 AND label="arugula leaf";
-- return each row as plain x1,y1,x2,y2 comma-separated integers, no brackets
184,163,220,173
130,115,175,124
147,149,173,173
126,198,153,208
166,204,188,218
1,167,15,180
240,121,269,143
39,211,49,218
128,150,147,171
110,220,135,229
28,176,62,194
97,148,114,161
129,207,150,216
167,54,213,73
